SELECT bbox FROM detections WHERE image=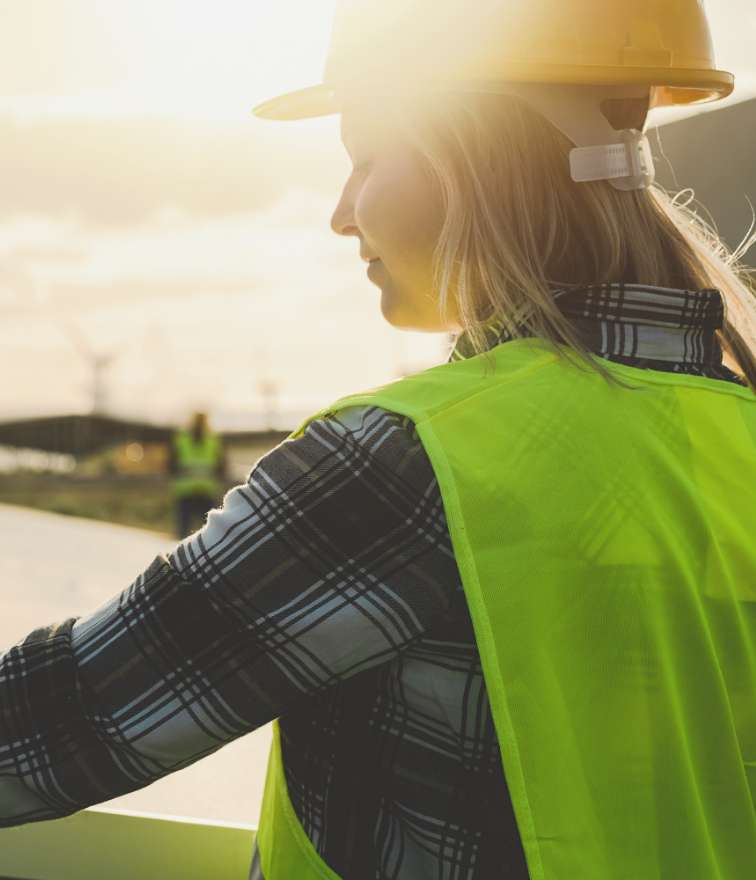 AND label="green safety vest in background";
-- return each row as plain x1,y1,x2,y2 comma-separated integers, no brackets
172,429,222,499
256,336,756,880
